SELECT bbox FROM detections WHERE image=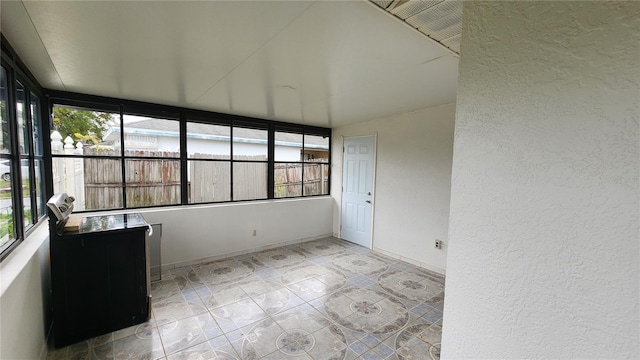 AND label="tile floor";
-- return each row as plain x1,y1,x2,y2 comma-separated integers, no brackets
47,237,445,360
